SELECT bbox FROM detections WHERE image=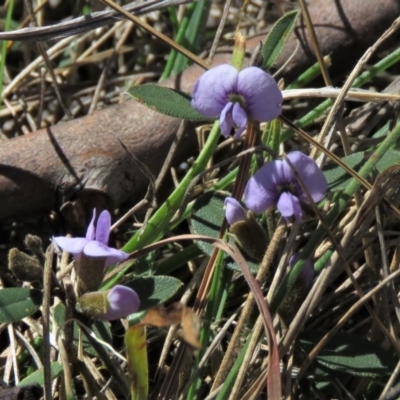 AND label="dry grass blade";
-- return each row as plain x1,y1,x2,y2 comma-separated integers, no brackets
100,0,210,70
298,0,332,86
311,15,400,159
0,0,194,41
295,268,400,386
